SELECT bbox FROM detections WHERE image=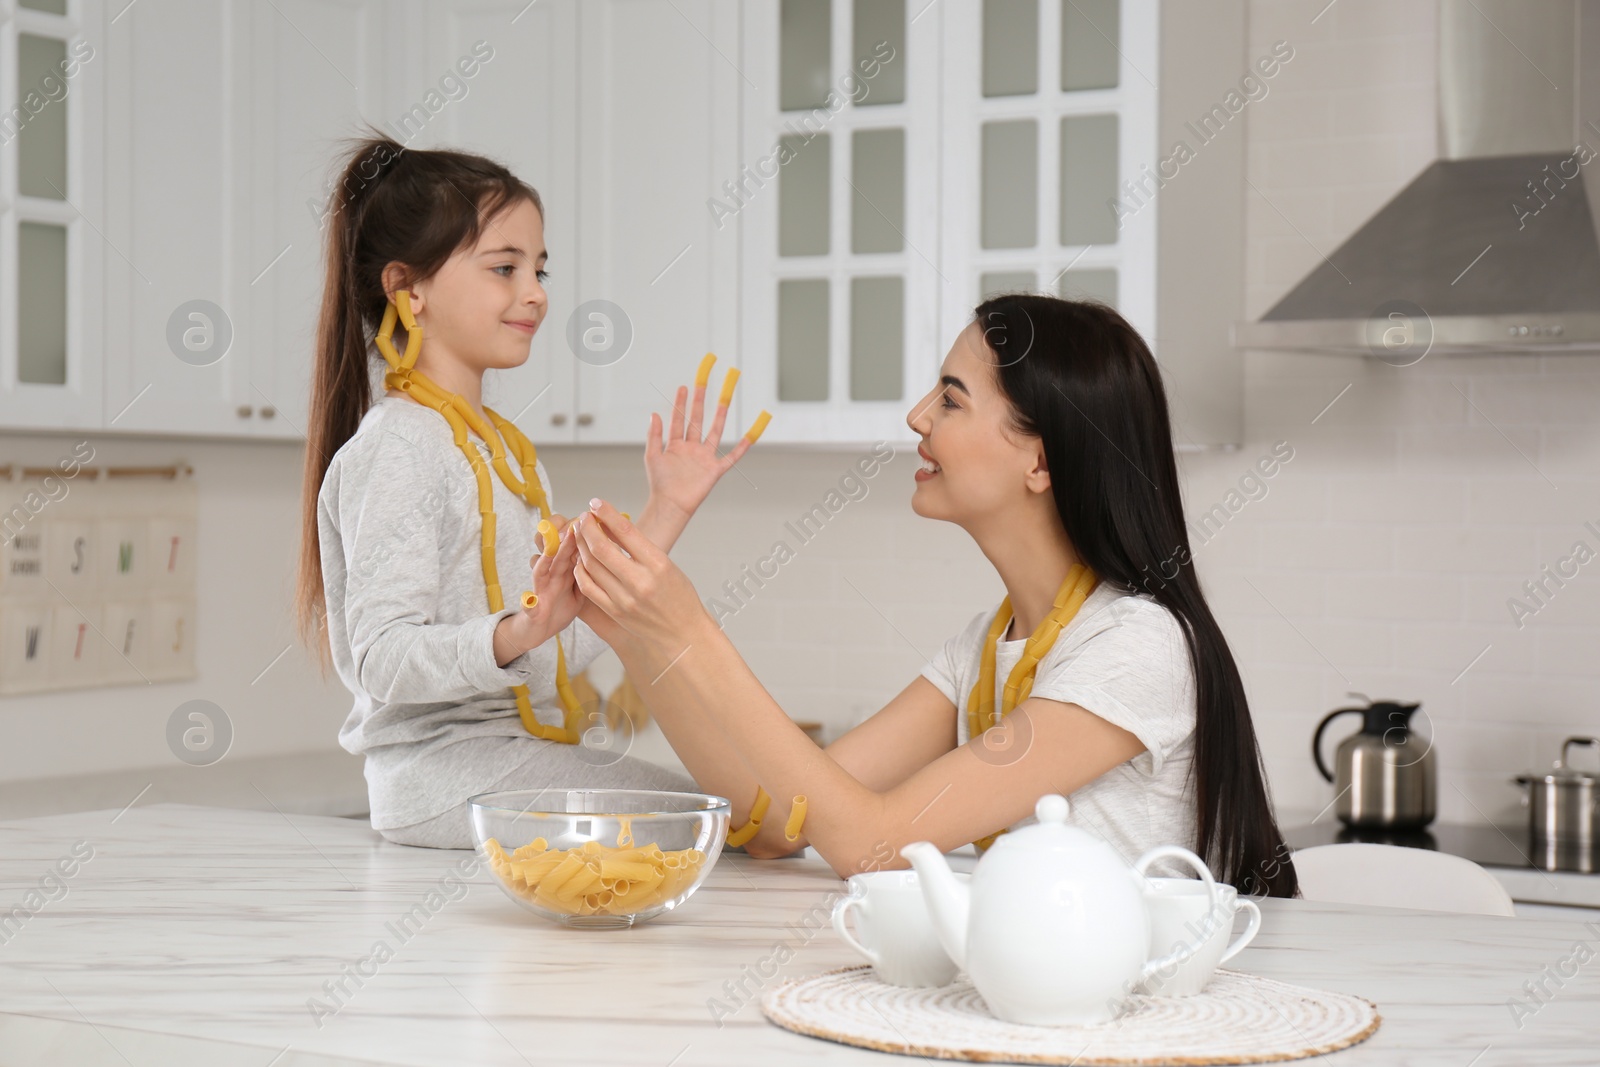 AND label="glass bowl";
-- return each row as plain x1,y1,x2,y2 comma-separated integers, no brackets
468,788,730,929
